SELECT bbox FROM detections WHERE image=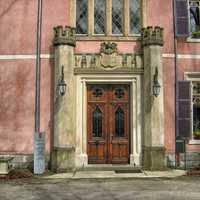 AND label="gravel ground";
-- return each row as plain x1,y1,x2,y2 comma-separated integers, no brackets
0,176,200,200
